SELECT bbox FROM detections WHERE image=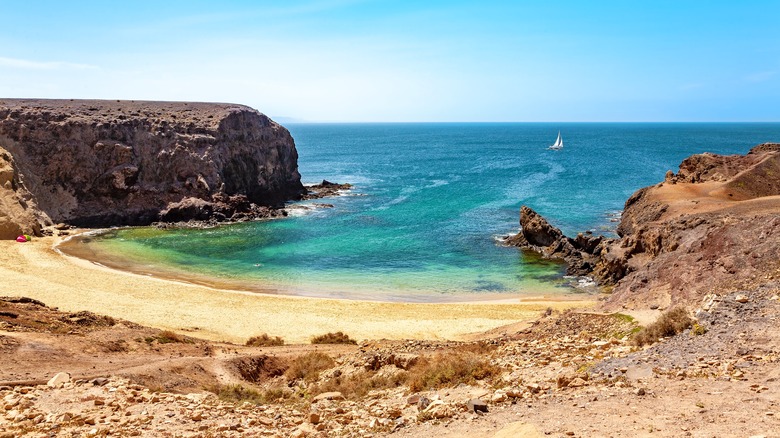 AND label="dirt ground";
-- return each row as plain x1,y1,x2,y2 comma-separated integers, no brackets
2,280,778,437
